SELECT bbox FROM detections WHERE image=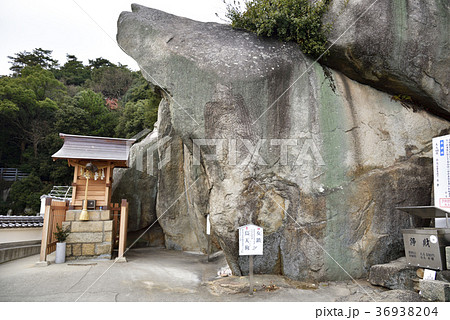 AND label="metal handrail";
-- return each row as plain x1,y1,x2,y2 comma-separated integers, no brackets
48,186,73,200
